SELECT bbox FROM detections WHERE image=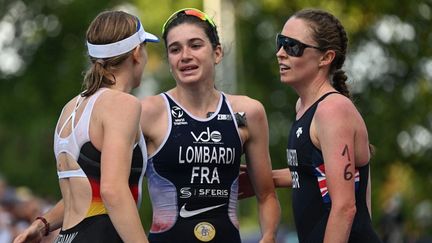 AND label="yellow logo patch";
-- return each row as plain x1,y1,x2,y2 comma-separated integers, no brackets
194,222,216,242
